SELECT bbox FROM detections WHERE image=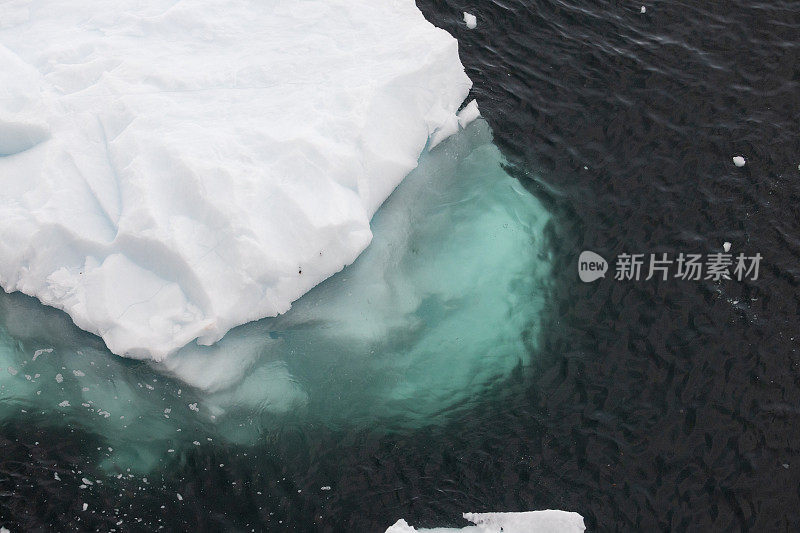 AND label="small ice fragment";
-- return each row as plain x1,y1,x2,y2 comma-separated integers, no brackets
640,6,646,13
457,100,481,129
73,370,85,377
7,367,17,376
82,503,88,511
188,403,199,412
1,527,9,533
463,12,477,29
82,477,93,485
723,241,731,252
177,493,183,501
55,373,63,383
387,511,586,532
58,400,70,407
321,486,331,491
32,348,53,360
733,155,746,167
54,472,61,481
783,463,789,469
